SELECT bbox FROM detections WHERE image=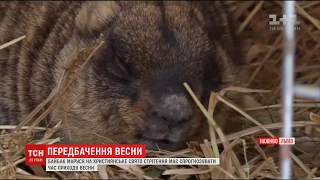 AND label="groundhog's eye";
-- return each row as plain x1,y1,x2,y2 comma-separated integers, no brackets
113,53,132,79
111,37,133,79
